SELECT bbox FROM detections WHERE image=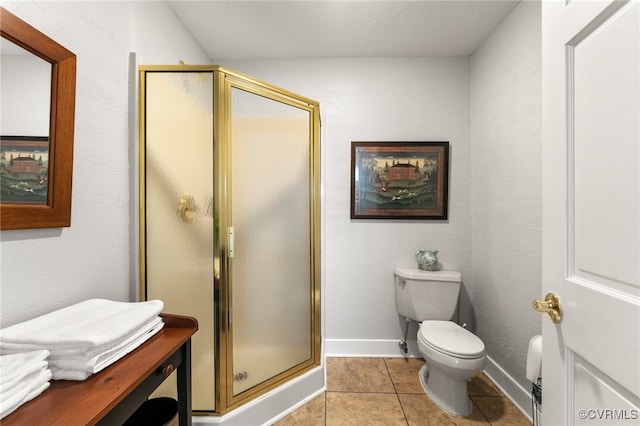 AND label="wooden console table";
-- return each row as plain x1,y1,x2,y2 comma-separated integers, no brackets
3,314,198,426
